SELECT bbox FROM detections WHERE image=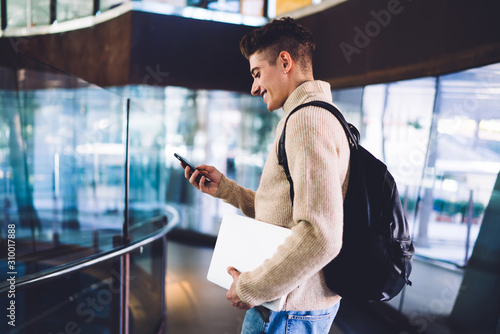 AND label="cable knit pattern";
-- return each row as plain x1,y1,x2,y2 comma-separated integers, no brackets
214,80,349,311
